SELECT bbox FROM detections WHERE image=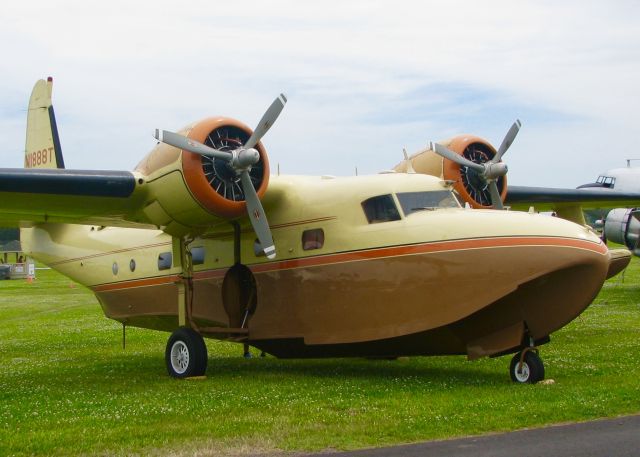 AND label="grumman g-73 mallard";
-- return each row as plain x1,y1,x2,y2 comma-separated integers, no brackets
0,78,634,383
